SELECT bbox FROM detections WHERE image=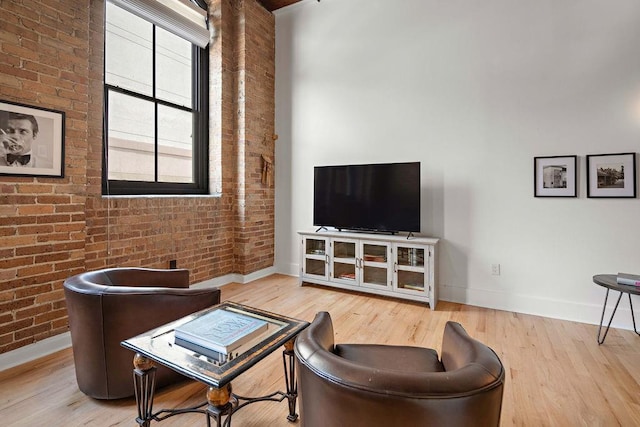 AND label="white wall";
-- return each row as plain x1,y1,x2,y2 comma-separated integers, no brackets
274,0,640,329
